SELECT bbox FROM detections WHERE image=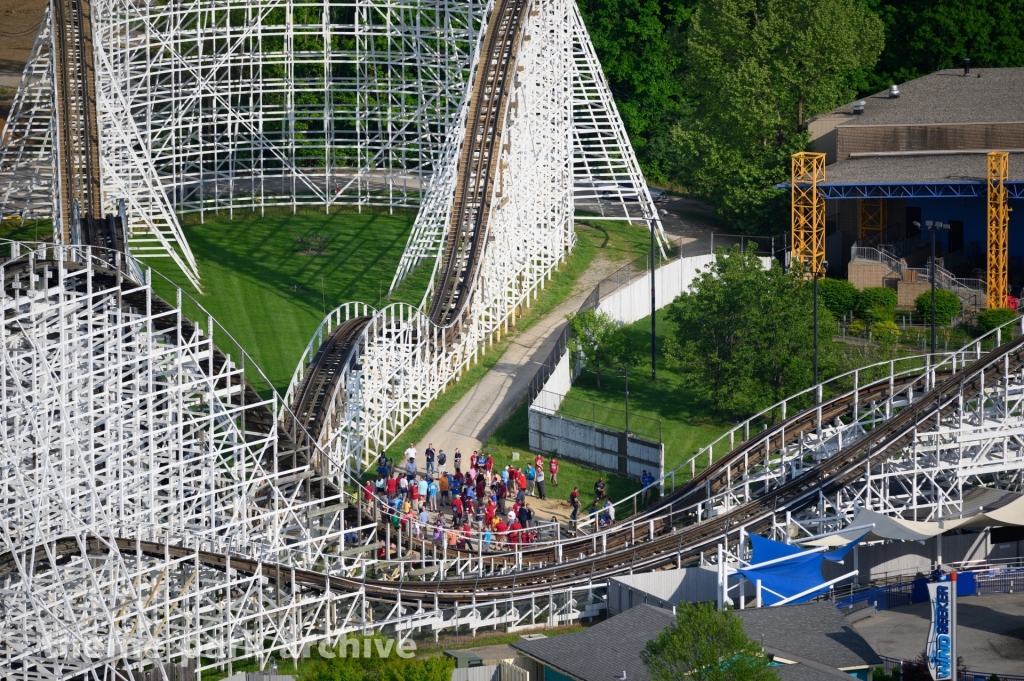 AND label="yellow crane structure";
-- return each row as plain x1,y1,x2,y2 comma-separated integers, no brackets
791,152,826,277
987,151,1011,309
858,199,887,246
